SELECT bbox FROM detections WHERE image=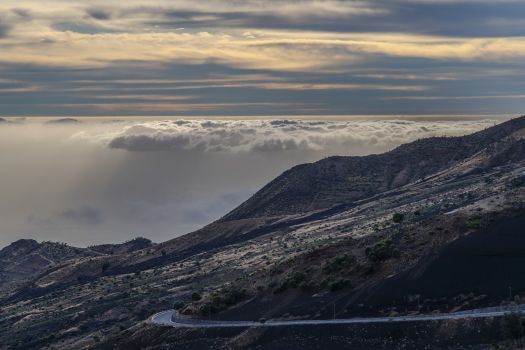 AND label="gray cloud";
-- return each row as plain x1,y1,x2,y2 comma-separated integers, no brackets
59,206,103,225
0,21,11,38
86,9,112,21
11,8,32,20
132,1,525,37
